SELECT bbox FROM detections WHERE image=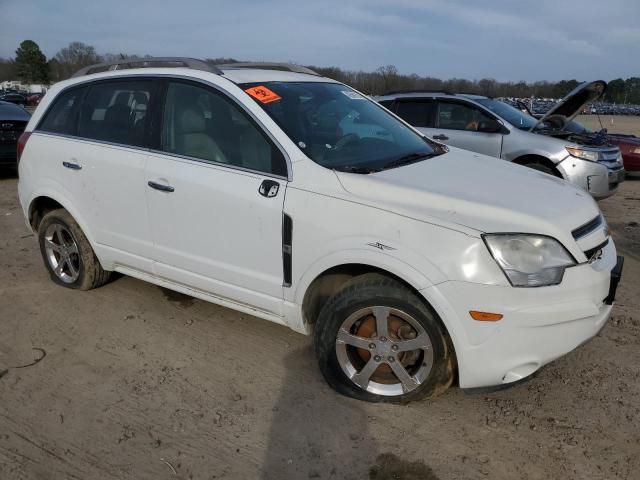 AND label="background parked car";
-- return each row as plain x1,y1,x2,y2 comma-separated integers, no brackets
376,81,625,199
564,119,640,176
0,100,30,168
26,92,44,106
0,92,28,107
516,100,640,176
